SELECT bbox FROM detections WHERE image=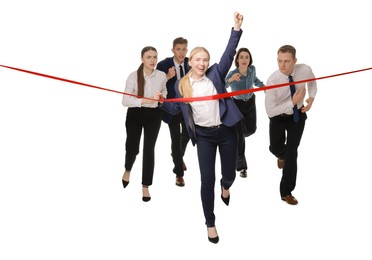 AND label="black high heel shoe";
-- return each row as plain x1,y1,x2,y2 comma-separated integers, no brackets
221,185,230,206
122,171,130,189
122,180,129,188
142,185,151,202
207,227,219,244
142,196,151,202
208,235,219,244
